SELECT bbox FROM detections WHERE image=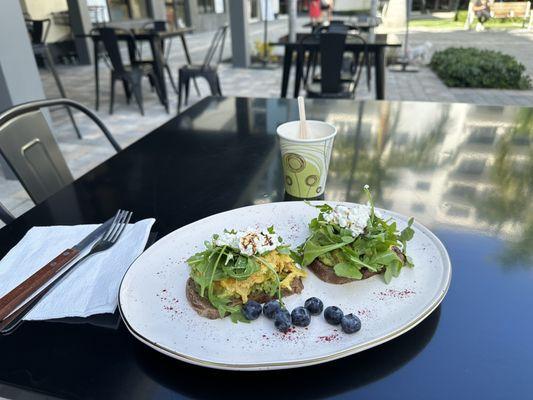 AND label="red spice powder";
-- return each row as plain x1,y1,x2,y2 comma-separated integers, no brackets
376,288,416,301
316,332,340,343
357,308,372,318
